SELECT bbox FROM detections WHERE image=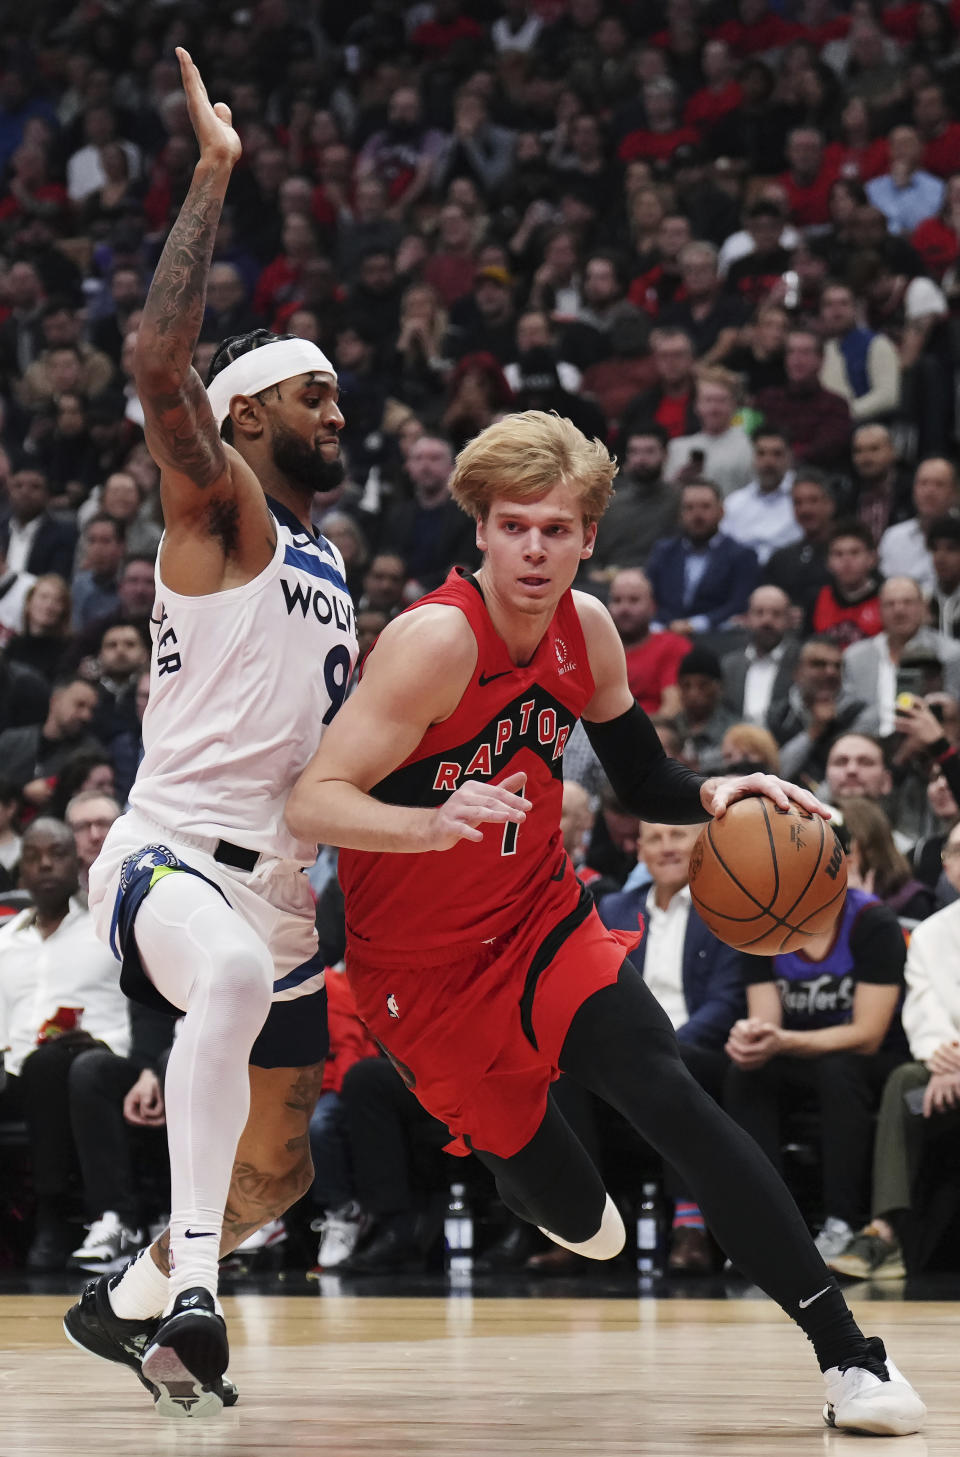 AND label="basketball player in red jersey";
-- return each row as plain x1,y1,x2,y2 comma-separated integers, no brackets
288,412,924,1437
